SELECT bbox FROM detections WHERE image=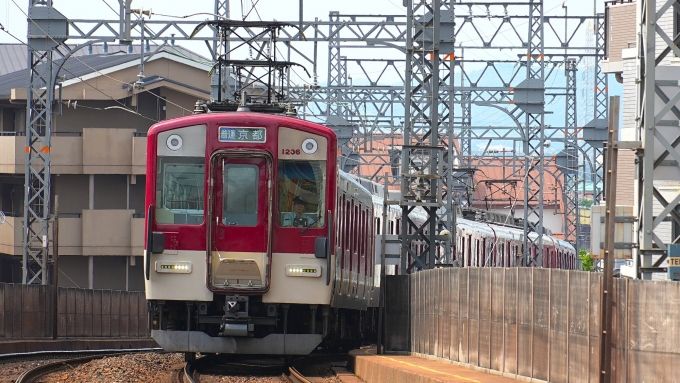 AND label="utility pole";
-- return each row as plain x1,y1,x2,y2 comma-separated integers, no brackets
599,95,619,383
